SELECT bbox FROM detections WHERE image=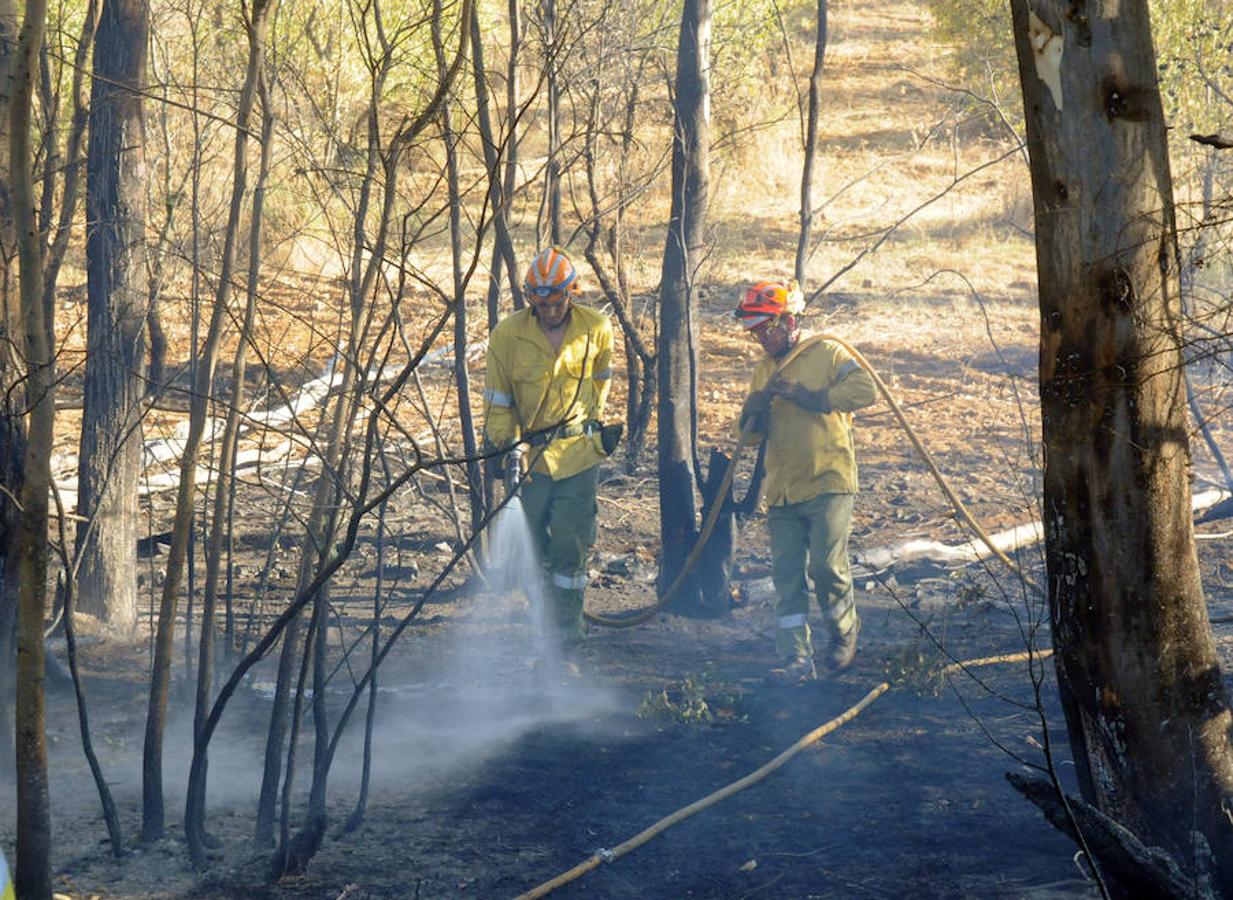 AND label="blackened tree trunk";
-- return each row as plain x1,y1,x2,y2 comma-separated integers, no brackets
0,0,24,781
189,77,274,853
657,0,710,611
267,0,413,865
793,0,826,285
1010,0,1233,884
143,0,274,843
77,0,149,630
186,0,470,868
253,598,304,846
10,0,51,890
